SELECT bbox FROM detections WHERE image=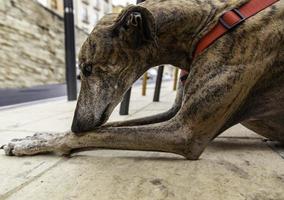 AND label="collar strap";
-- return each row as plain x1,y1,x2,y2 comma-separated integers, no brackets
180,0,279,83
